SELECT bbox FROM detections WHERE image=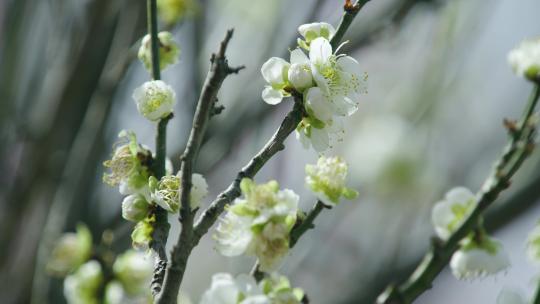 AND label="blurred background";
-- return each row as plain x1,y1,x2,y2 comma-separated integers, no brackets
1,0,540,303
